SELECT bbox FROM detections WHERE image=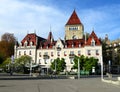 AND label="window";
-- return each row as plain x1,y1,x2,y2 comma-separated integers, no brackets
24,51,26,55
30,41,33,46
87,50,91,55
29,51,31,55
64,51,67,56
39,59,41,64
51,52,53,57
57,52,60,56
44,52,48,55
96,50,99,55
19,51,21,55
70,58,74,64
50,59,53,63
44,59,47,64
91,39,95,46
72,35,76,39
70,51,74,54
39,52,41,57
24,41,27,47
78,51,81,56
69,27,78,30
79,43,81,47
